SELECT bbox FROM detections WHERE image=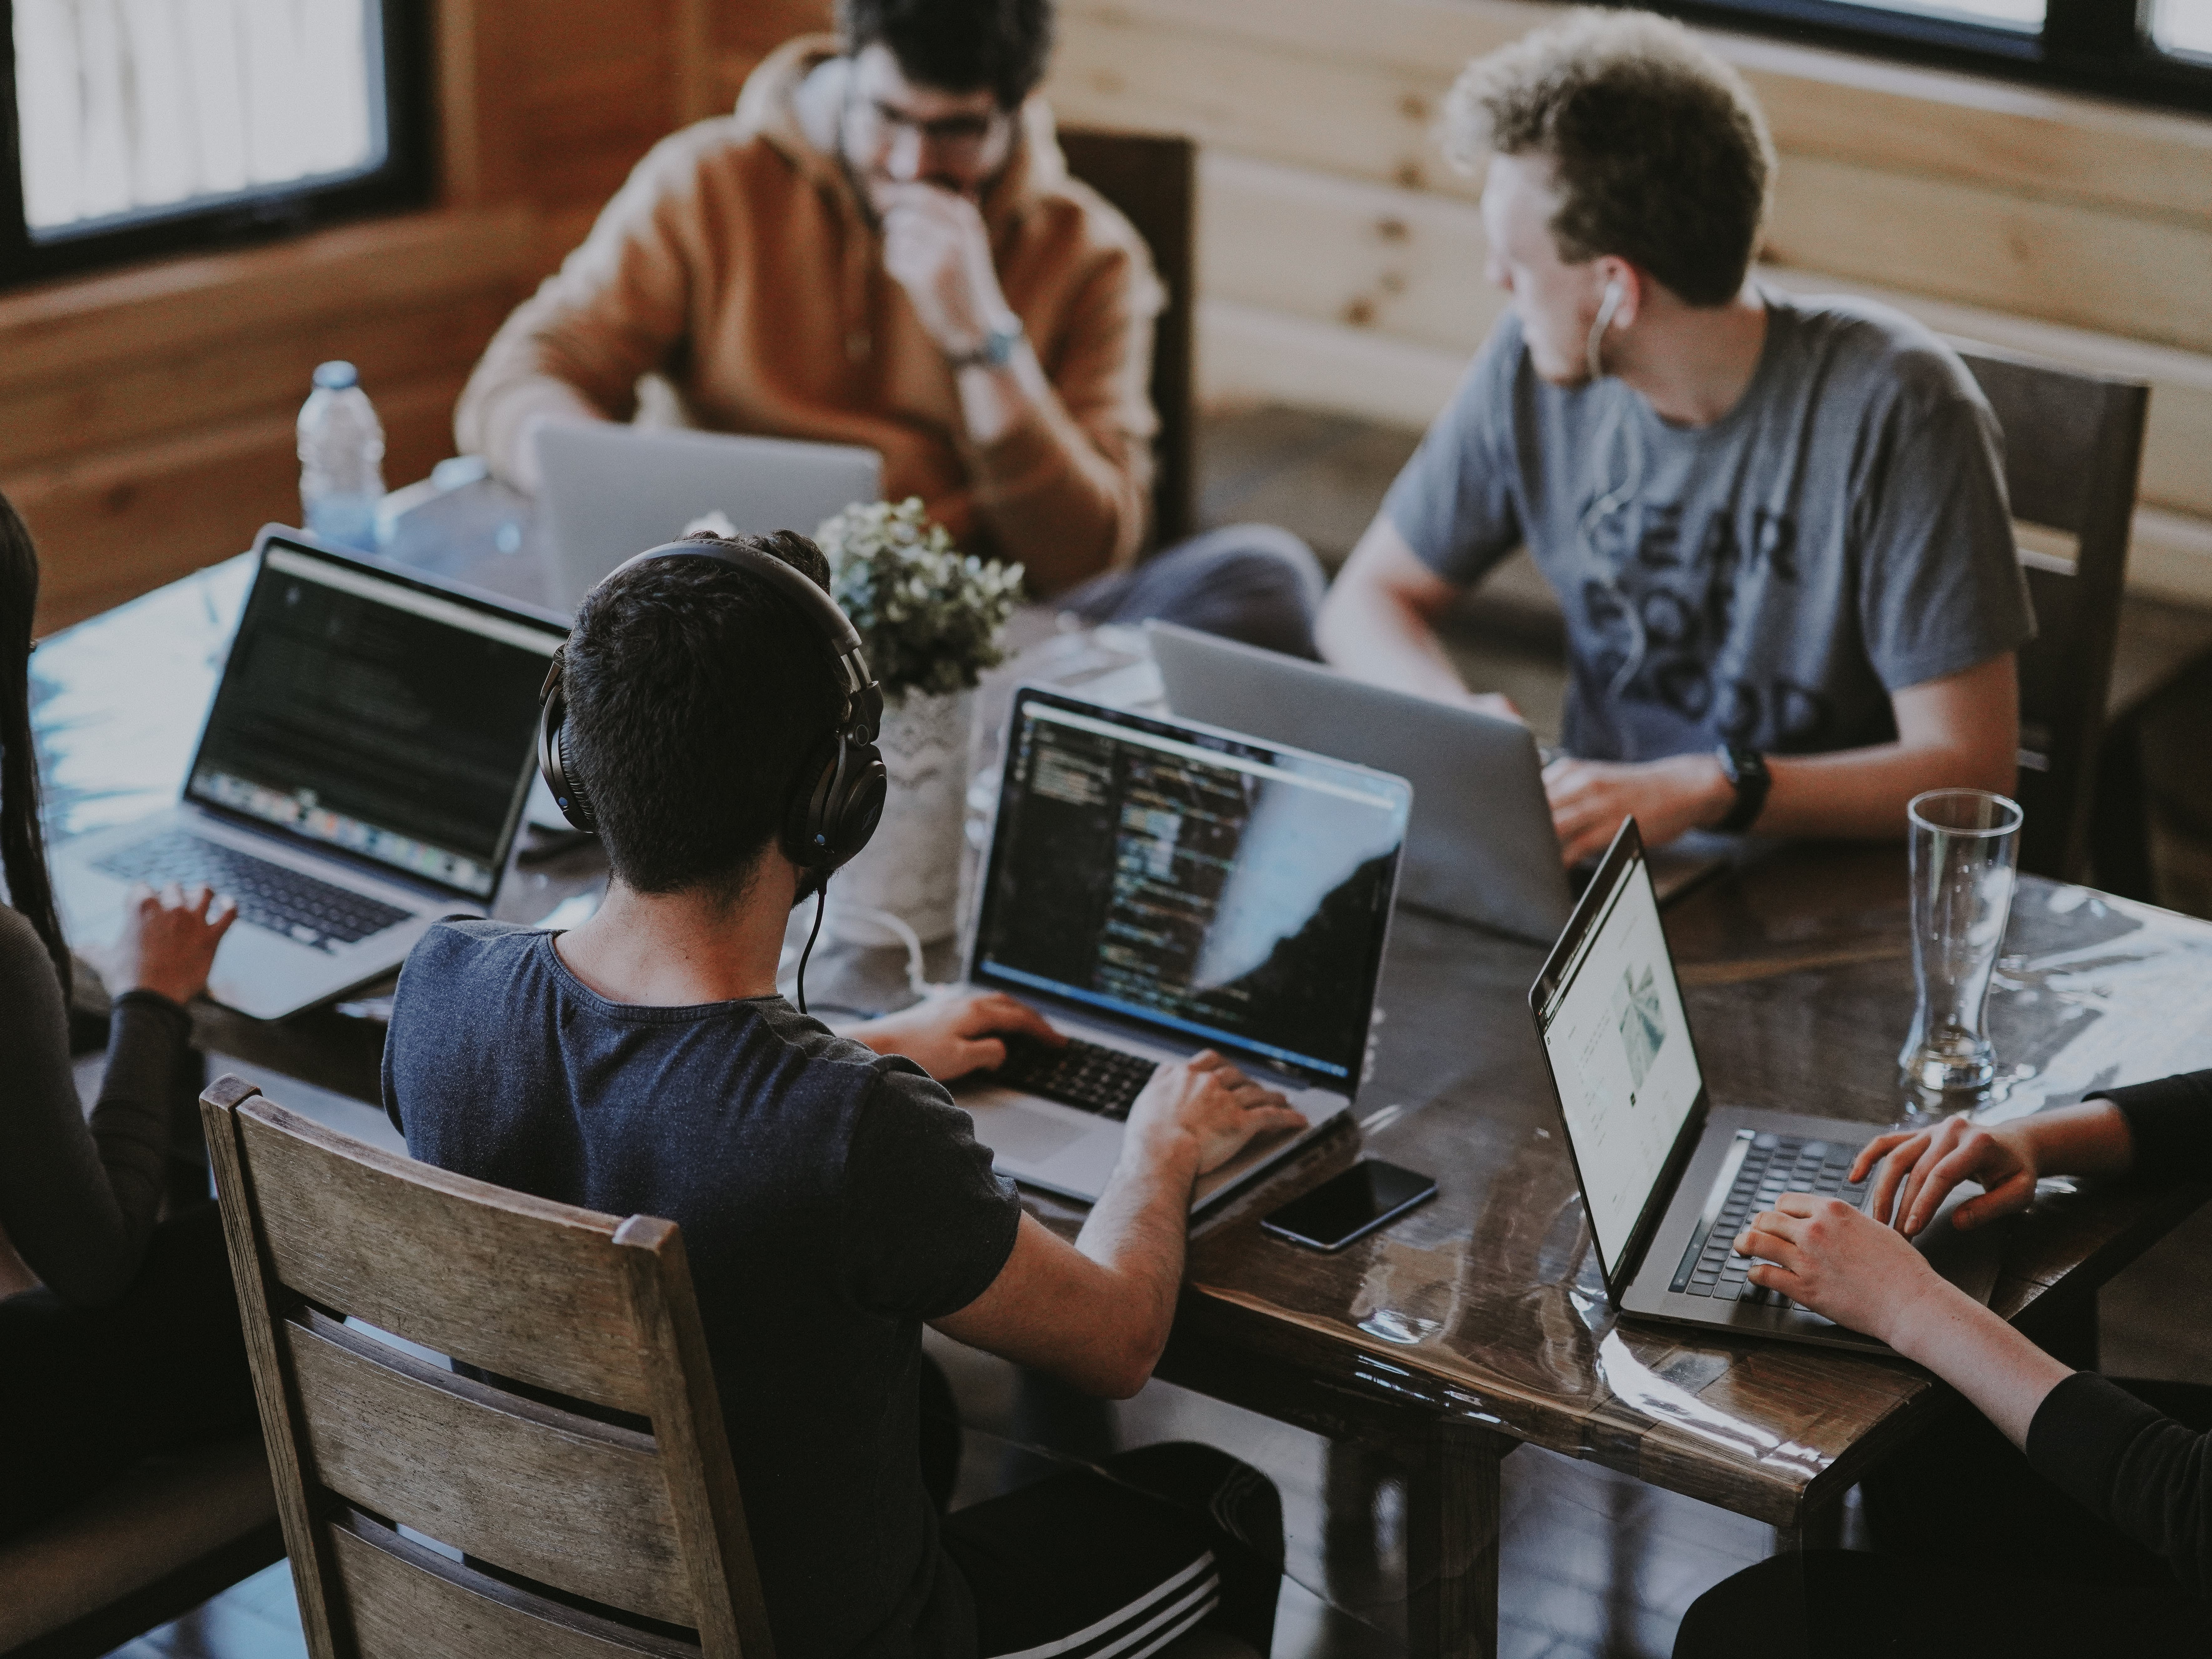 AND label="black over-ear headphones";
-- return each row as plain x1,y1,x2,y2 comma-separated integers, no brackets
535,539,888,896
